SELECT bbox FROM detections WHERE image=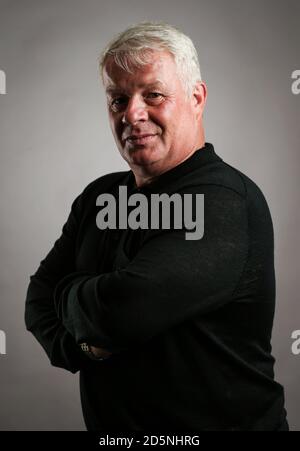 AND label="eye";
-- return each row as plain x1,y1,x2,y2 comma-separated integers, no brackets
110,96,128,112
146,92,164,102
